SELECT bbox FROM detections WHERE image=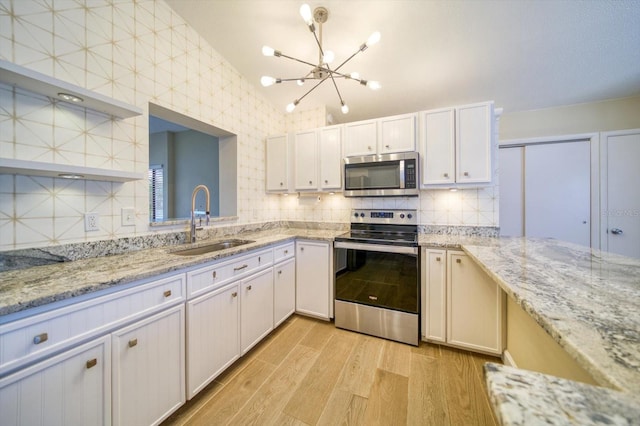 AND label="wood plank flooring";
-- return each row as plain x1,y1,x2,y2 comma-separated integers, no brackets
163,315,500,426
